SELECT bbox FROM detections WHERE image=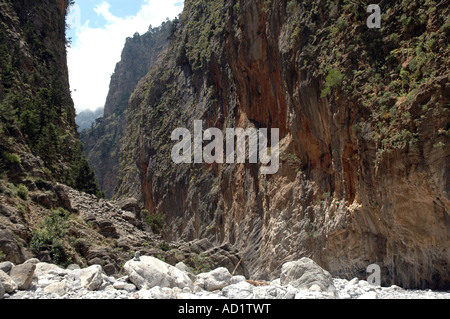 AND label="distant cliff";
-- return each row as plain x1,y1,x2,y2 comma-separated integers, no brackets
115,0,449,289
80,21,173,198
76,108,104,132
